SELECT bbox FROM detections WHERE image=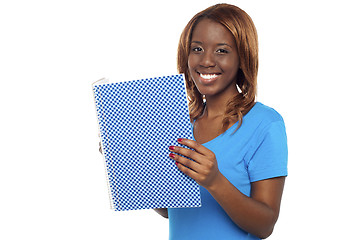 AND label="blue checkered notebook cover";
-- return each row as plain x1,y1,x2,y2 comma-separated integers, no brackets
93,74,201,211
